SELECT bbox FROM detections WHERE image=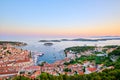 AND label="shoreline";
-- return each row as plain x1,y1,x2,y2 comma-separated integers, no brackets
0,40,120,79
